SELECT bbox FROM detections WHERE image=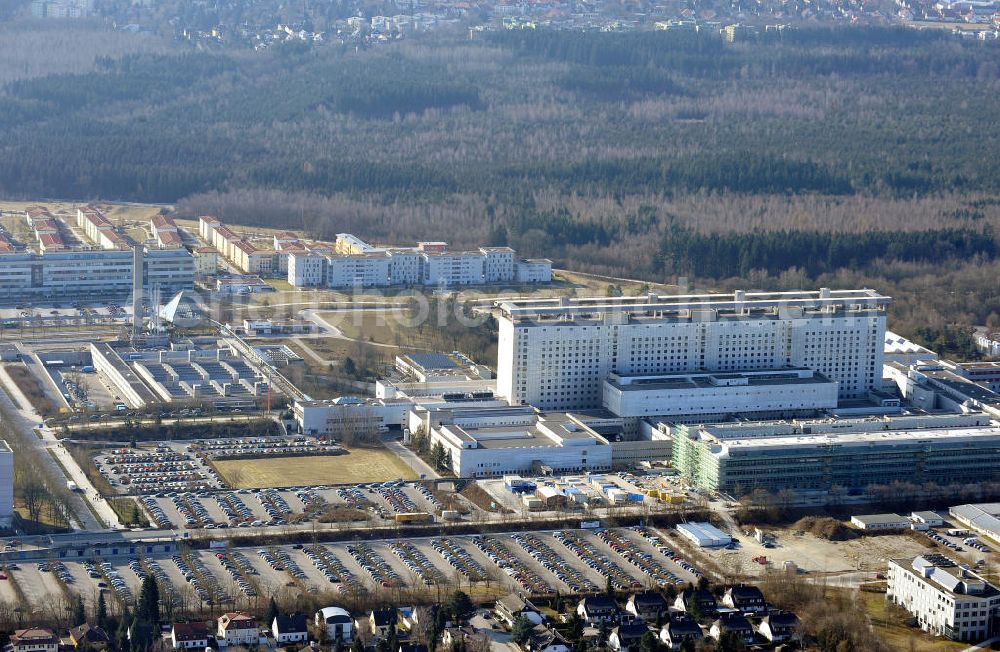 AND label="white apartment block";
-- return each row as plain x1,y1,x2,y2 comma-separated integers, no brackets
288,241,551,289
388,249,424,285
326,254,392,288
289,252,326,287
423,251,485,286
482,247,515,282
887,555,1000,642
199,215,221,243
496,289,889,410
